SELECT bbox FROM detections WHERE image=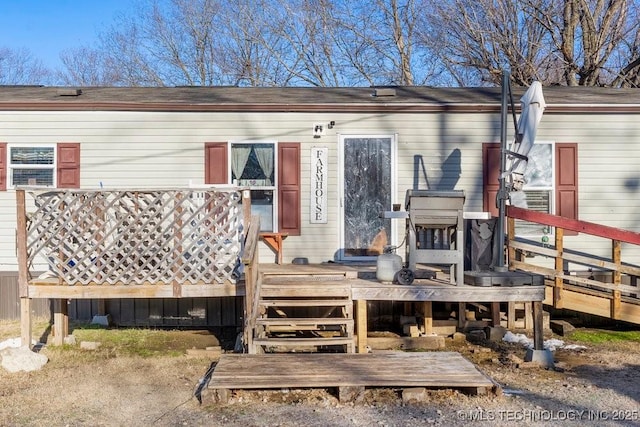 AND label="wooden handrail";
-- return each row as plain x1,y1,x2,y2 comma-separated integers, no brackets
507,206,640,245
505,206,640,324
242,215,261,353
242,216,261,266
